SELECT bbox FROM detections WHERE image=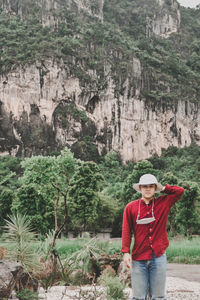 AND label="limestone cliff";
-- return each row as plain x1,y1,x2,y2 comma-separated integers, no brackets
0,0,104,23
0,59,199,162
0,0,199,162
147,0,180,38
